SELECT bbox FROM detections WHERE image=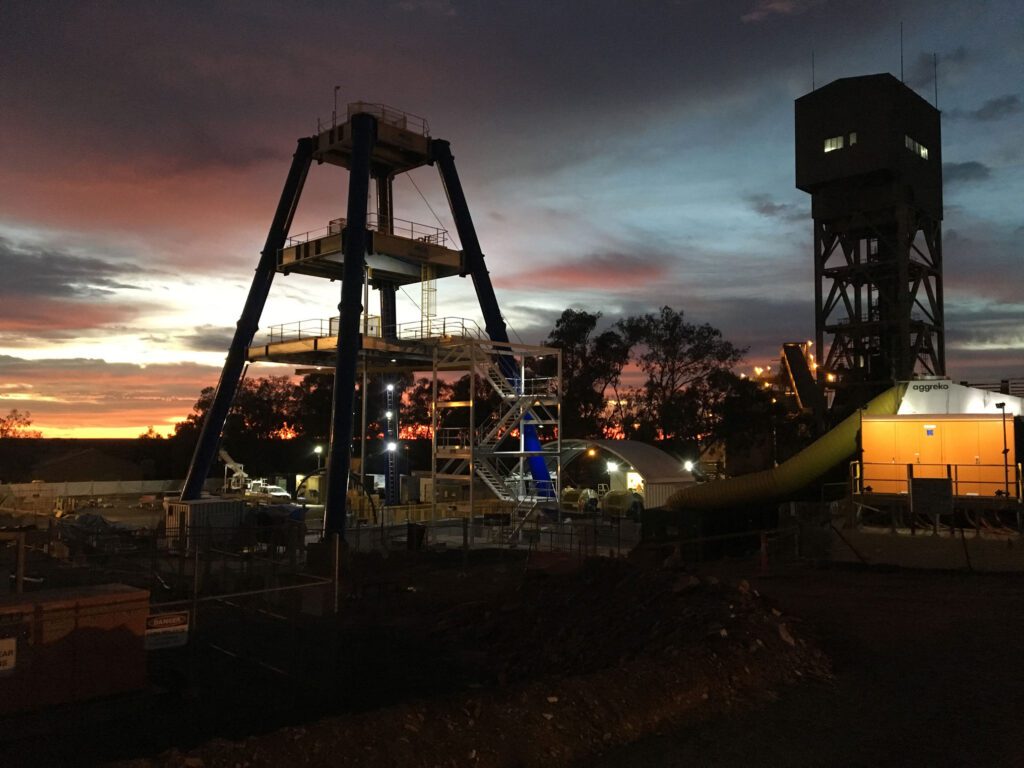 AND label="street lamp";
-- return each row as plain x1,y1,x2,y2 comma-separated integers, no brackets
996,403,1009,498
313,445,323,471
